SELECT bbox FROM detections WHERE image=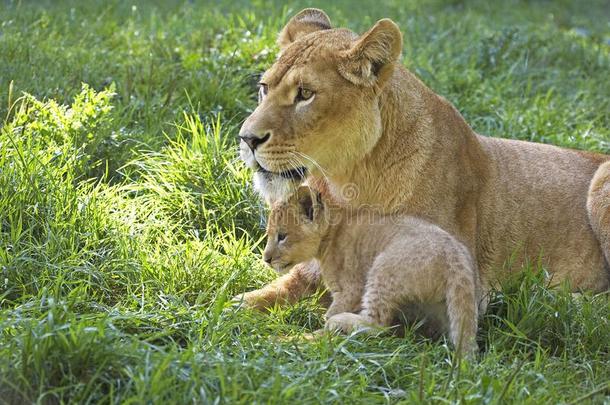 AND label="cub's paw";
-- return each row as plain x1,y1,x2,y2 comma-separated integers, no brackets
324,305,345,320
325,312,373,334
